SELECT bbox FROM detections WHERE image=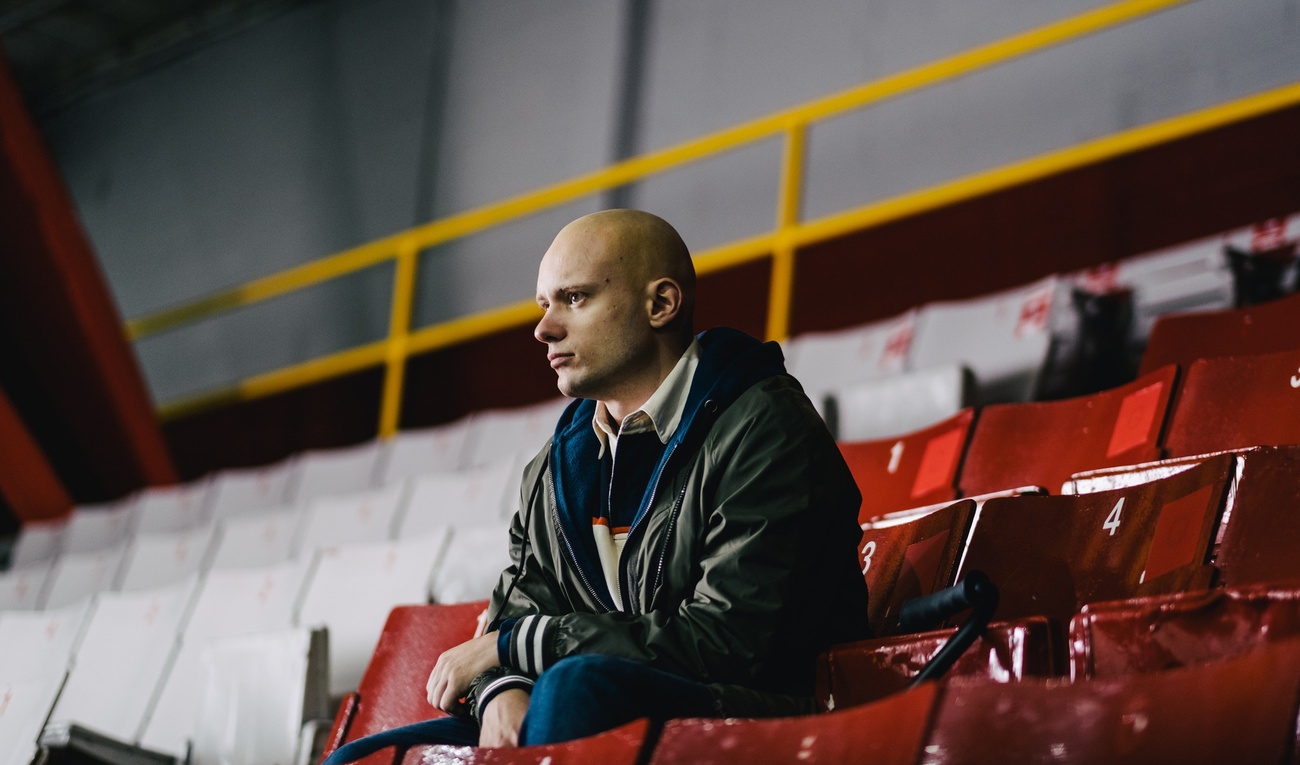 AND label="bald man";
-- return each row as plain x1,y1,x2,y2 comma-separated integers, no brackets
325,211,868,762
